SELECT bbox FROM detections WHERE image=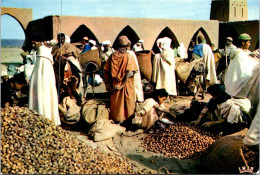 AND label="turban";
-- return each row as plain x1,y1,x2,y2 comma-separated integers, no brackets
89,39,97,46
83,36,89,41
156,38,163,49
102,40,111,46
118,35,129,47
161,37,172,49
